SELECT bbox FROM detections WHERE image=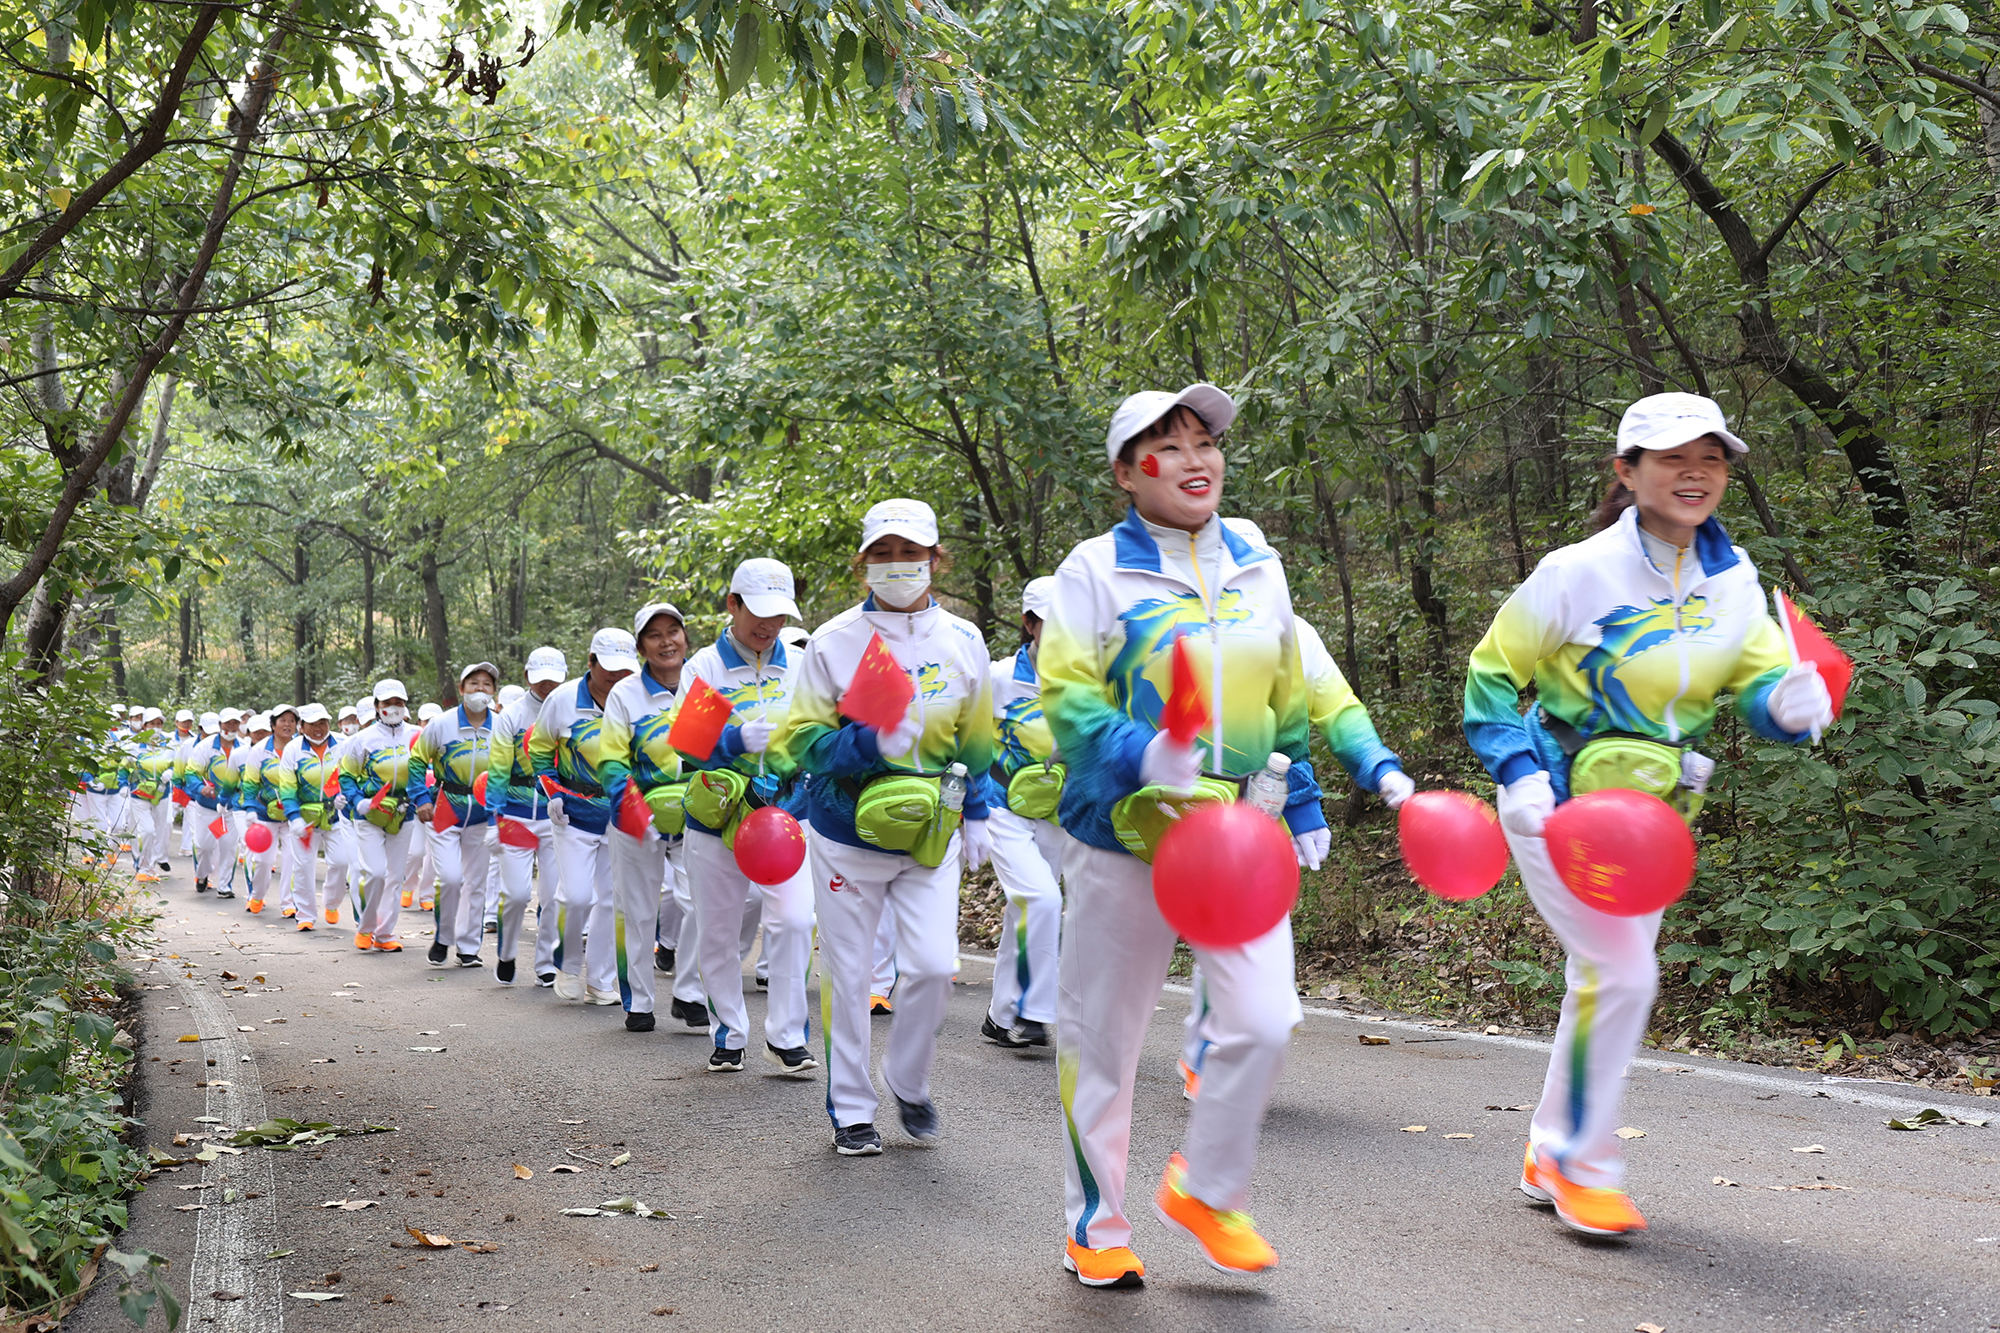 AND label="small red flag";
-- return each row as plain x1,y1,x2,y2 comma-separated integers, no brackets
840,631,916,733
668,677,736,761
1161,633,1210,745
370,783,394,812
208,816,226,838
322,772,340,798
1776,589,1854,720
172,788,189,806
614,781,652,839
432,793,458,832
498,816,539,849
